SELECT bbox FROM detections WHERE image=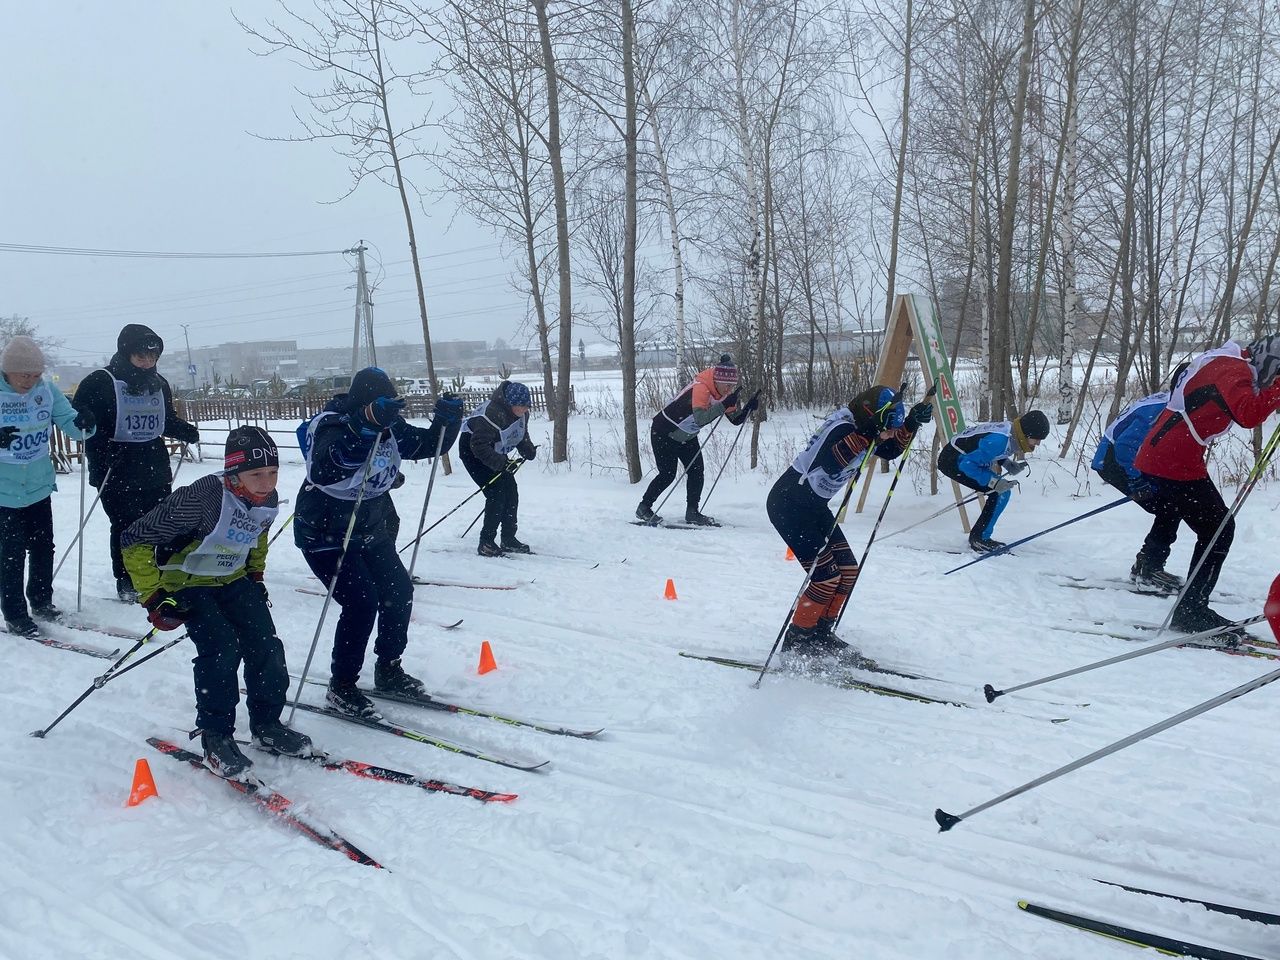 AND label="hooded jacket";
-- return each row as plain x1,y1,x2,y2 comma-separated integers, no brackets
0,375,94,509
73,324,199,489
294,392,459,550
461,383,538,473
